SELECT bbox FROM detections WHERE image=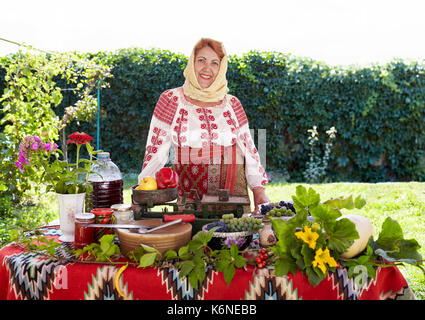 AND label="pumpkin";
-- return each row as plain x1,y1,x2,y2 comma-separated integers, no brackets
337,214,374,259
